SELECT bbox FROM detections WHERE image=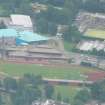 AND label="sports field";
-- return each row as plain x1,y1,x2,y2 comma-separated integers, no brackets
0,63,95,80
84,29,105,39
